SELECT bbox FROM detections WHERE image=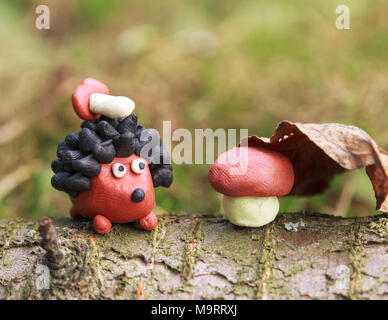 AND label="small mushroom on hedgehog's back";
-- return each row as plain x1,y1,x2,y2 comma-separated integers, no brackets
72,78,109,121
208,146,294,227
